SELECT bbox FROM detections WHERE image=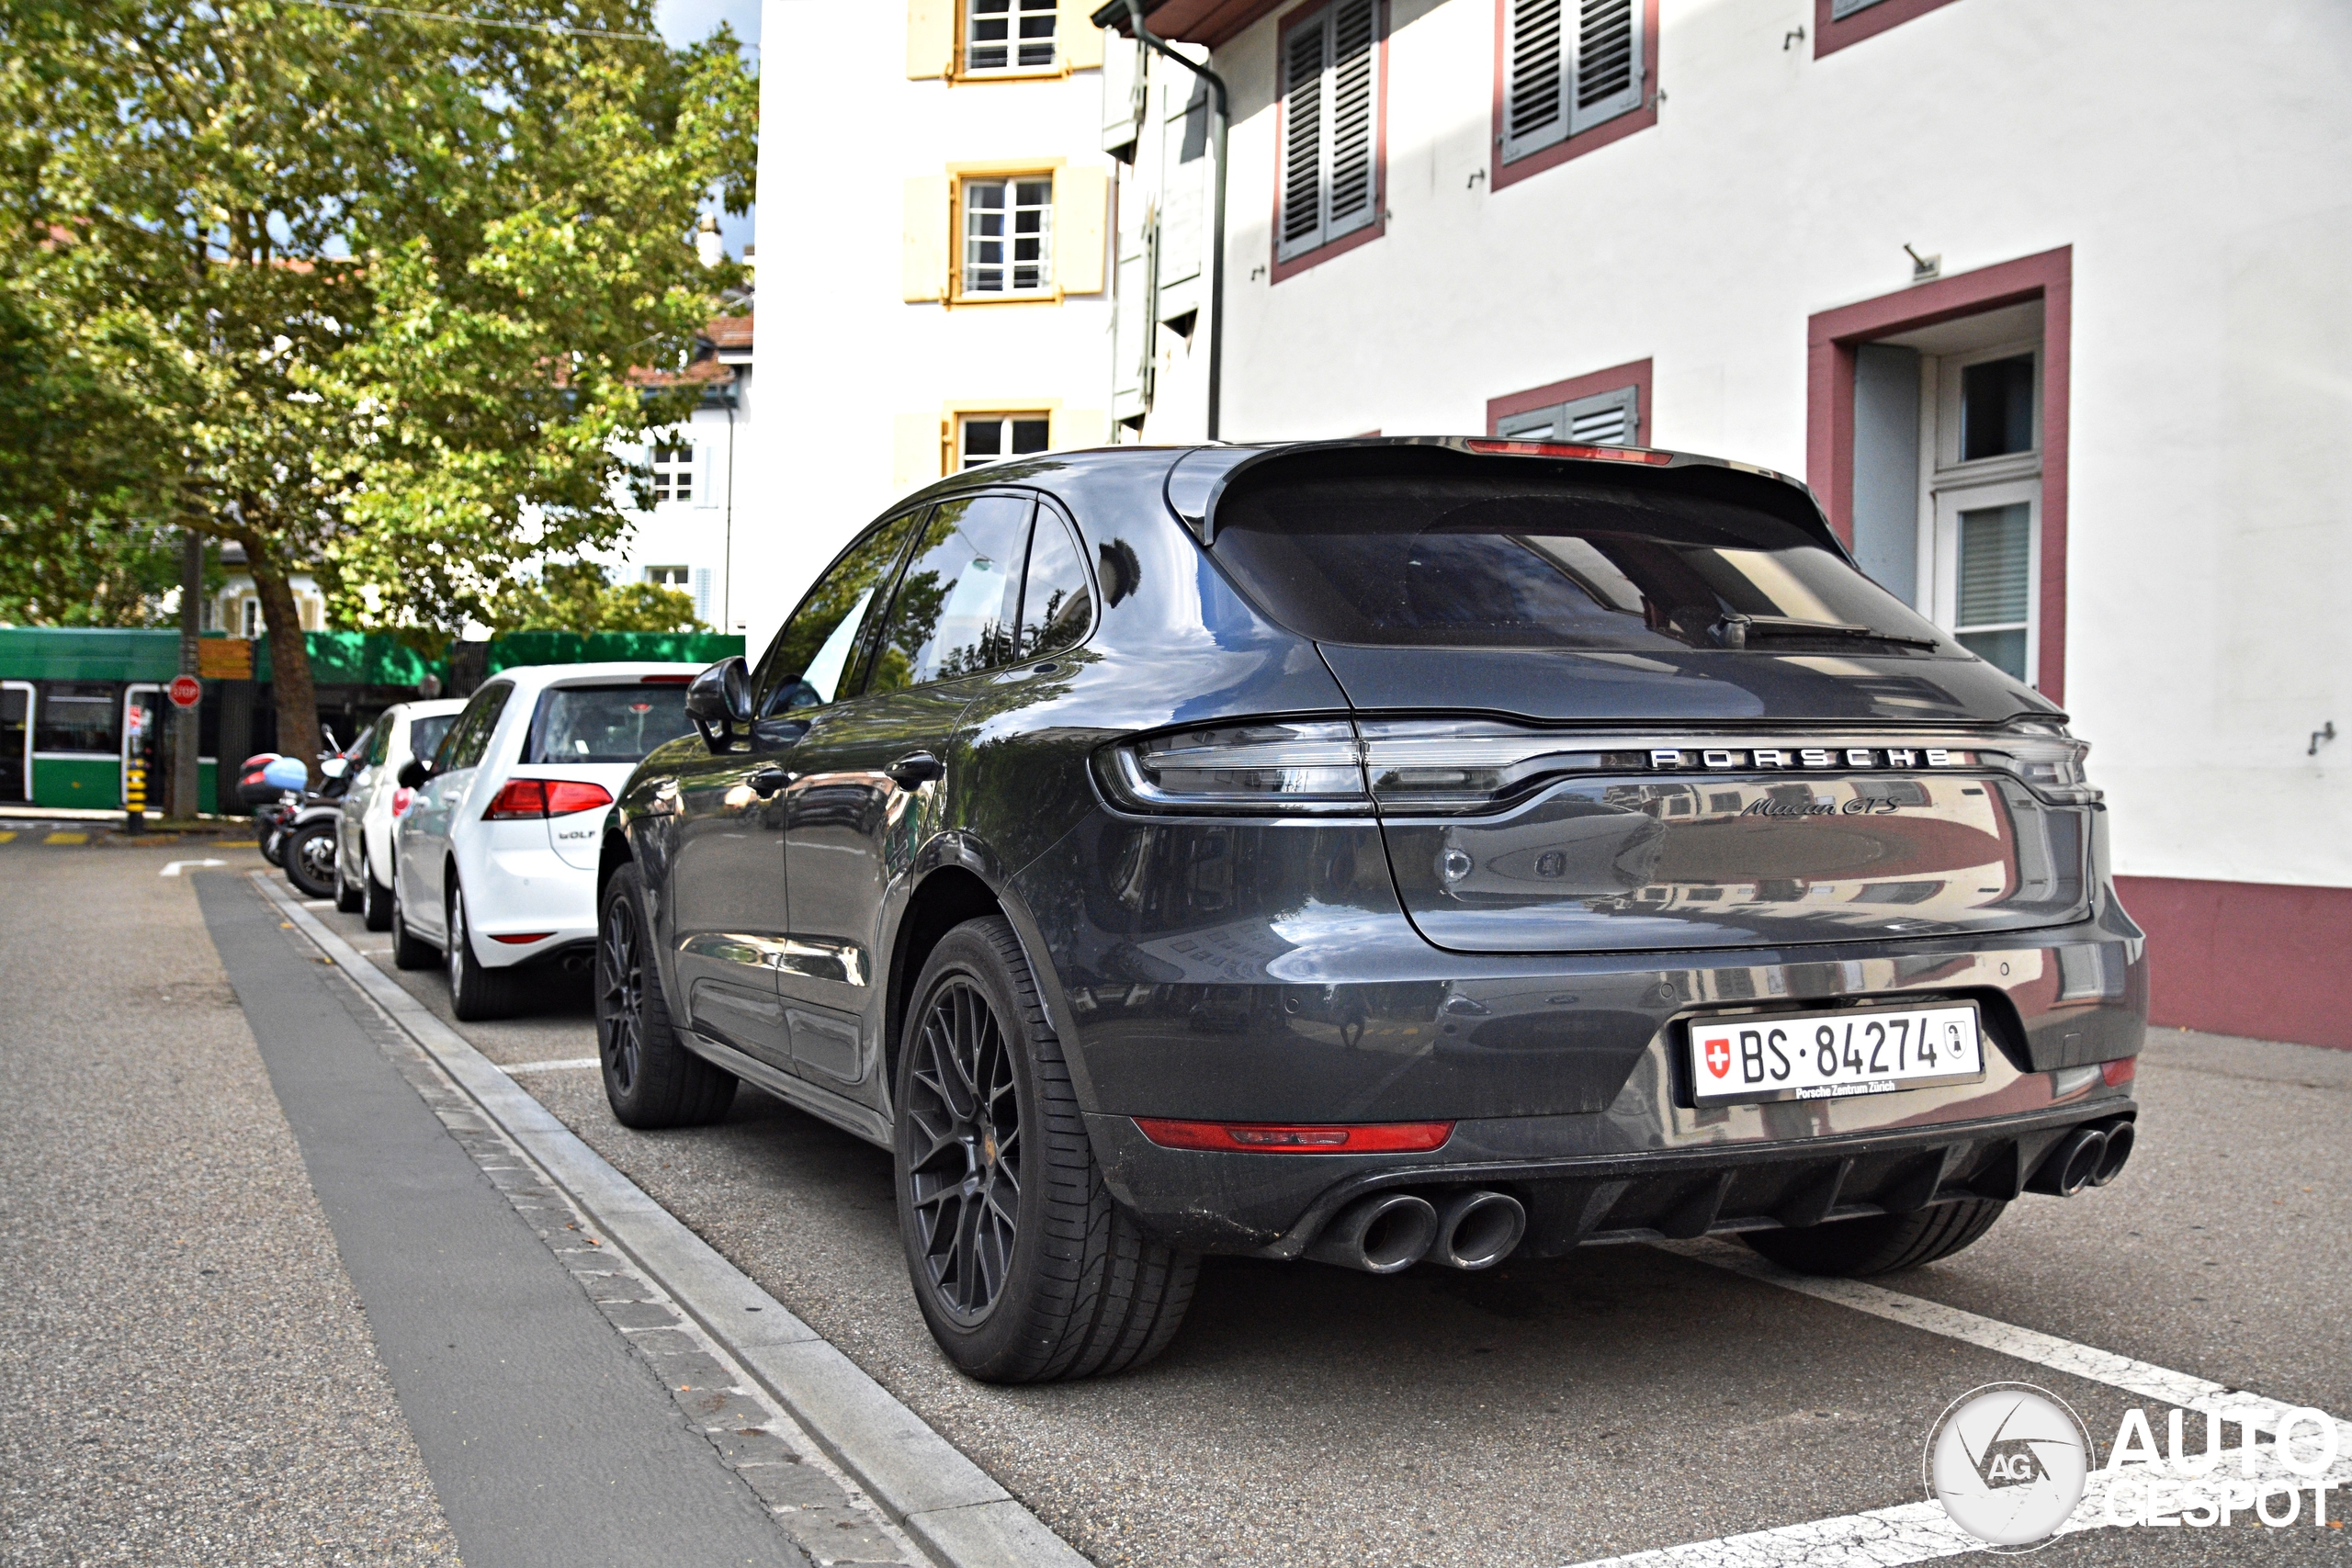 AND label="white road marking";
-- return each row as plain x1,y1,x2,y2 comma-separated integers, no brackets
1552,1240,2352,1567
501,1056,602,1075
160,859,227,876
